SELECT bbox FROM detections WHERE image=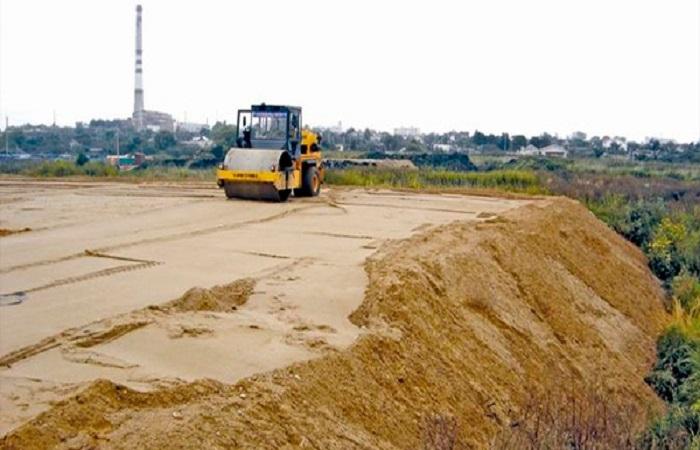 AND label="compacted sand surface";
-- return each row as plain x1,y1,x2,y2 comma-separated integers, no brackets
0,180,528,435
